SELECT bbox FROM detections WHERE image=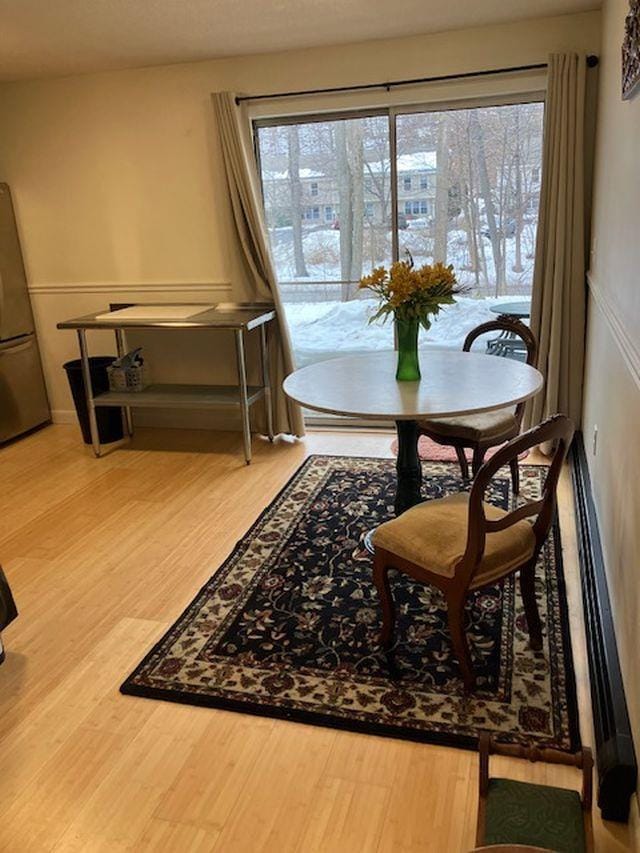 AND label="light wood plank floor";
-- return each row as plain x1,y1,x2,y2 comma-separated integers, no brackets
0,424,635,852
